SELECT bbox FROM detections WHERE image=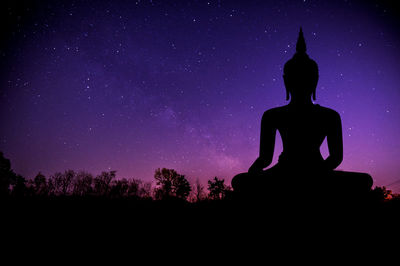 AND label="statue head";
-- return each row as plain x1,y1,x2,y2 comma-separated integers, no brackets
283,28,319,101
